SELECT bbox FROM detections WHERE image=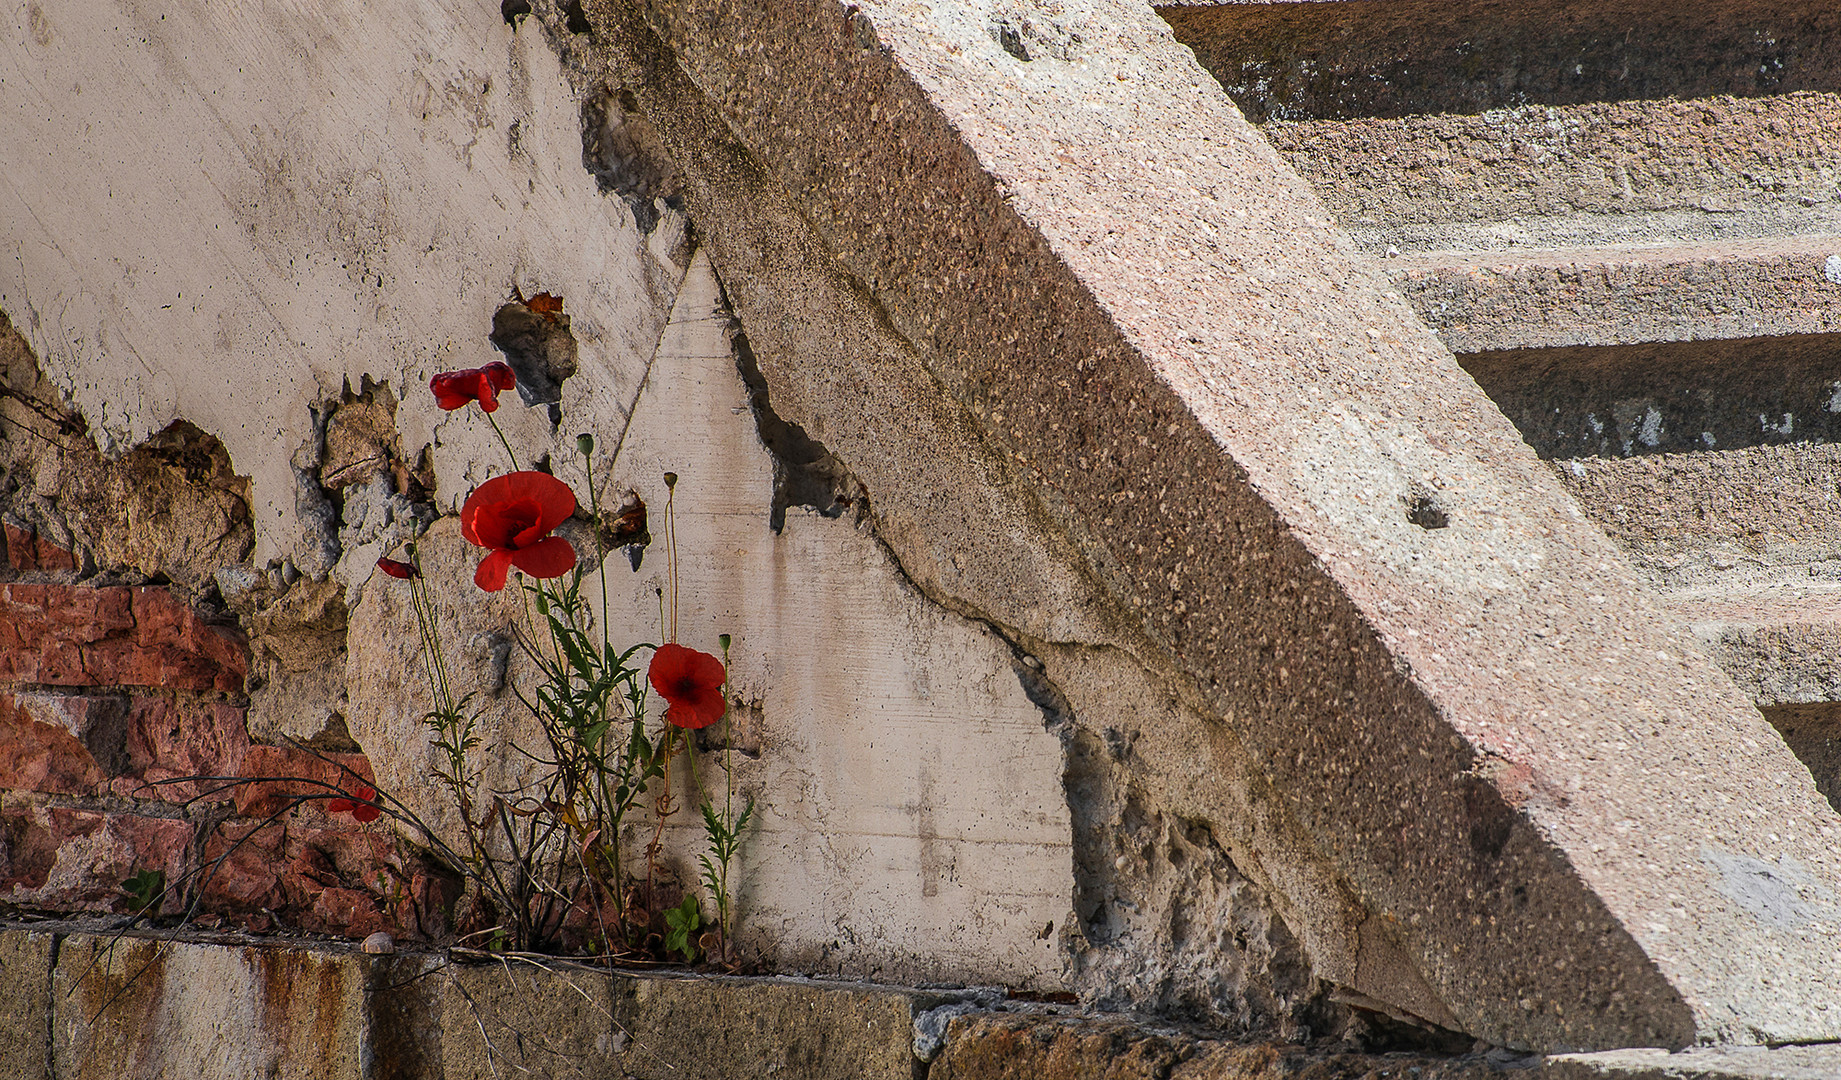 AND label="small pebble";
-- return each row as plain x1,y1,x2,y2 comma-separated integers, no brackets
362,932,395,954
